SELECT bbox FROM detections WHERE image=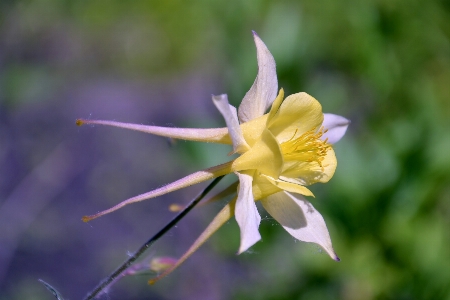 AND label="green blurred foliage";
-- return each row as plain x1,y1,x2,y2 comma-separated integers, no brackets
1,0,449,299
